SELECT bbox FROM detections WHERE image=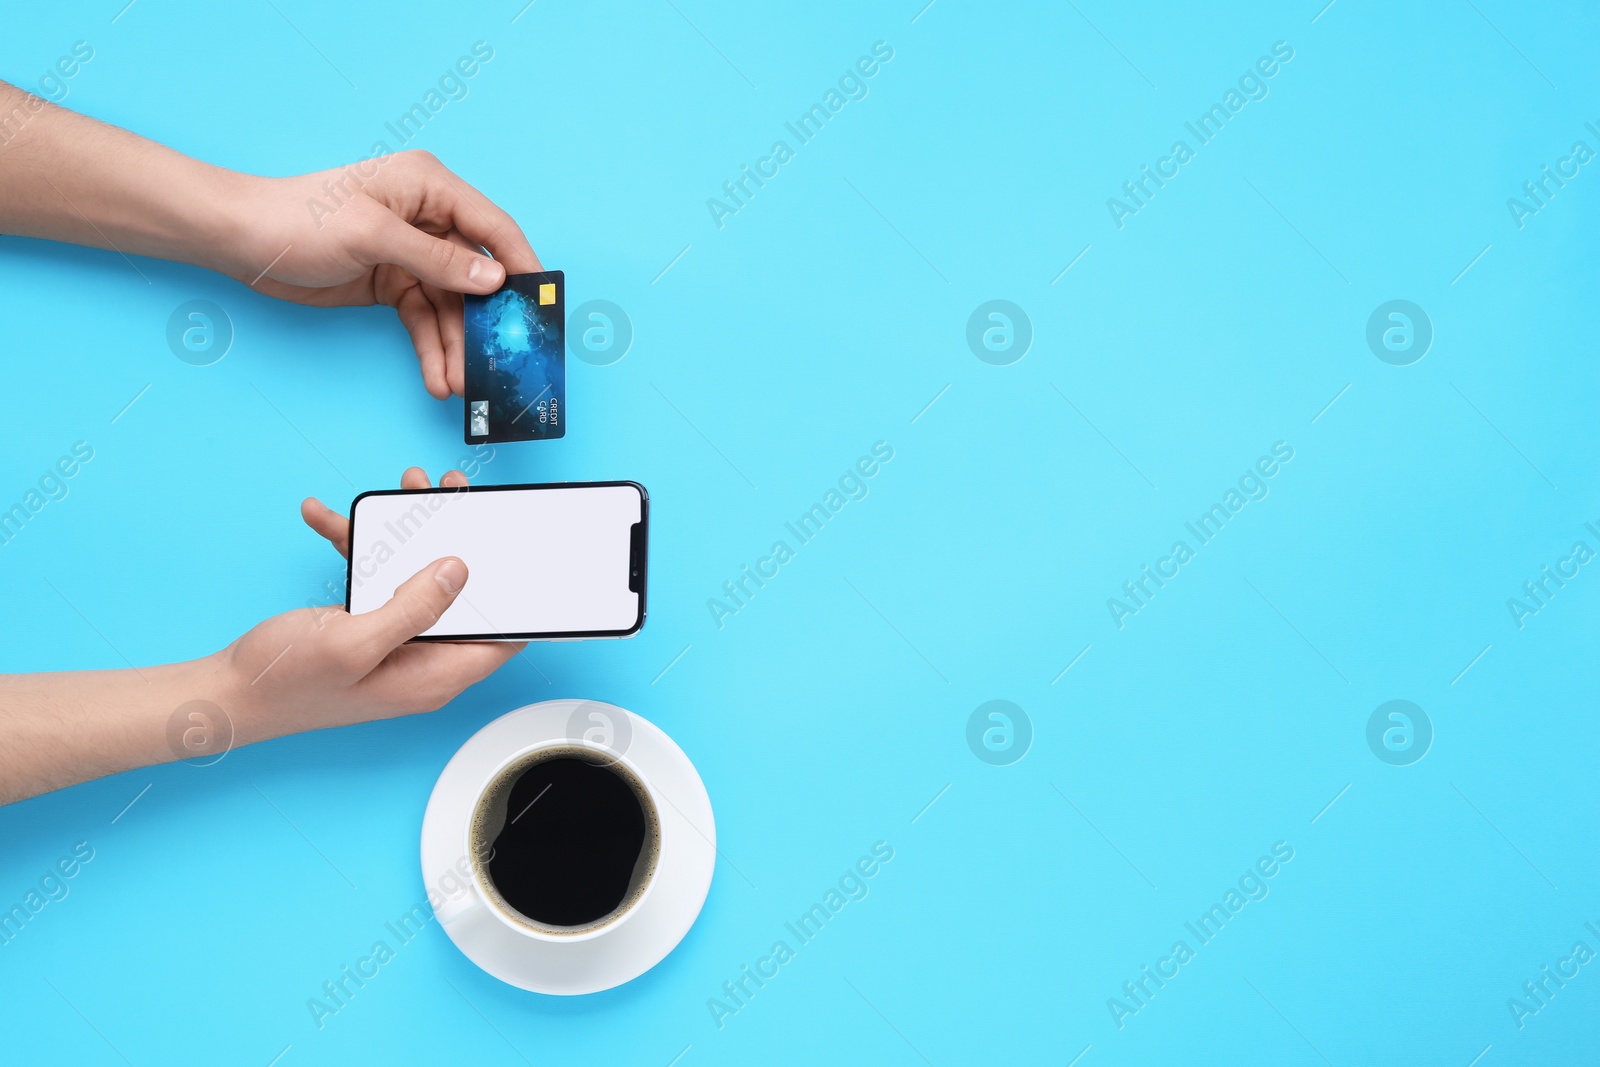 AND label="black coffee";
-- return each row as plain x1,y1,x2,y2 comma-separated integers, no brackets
472,747,659,932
